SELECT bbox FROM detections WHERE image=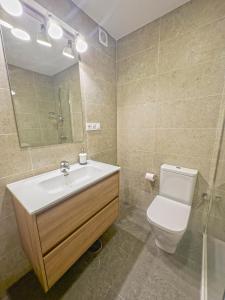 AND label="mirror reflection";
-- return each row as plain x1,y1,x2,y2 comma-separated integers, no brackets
0,9,84,147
